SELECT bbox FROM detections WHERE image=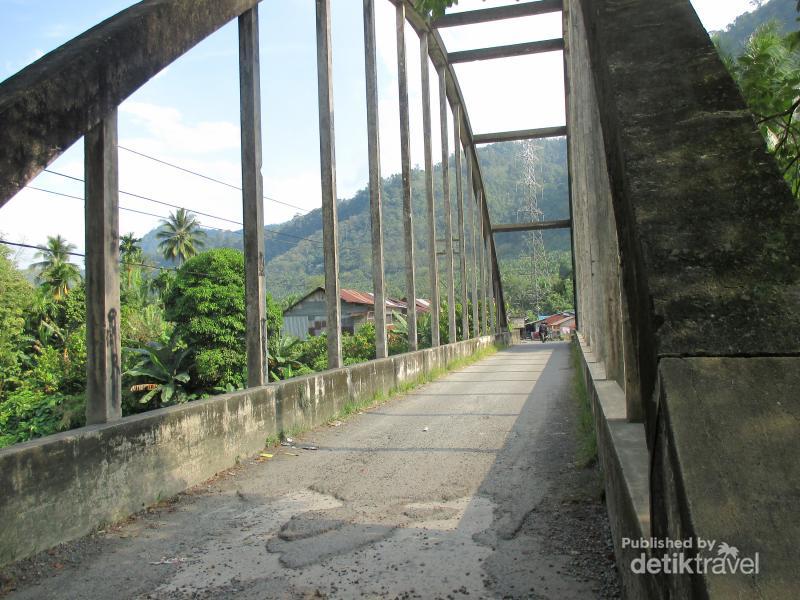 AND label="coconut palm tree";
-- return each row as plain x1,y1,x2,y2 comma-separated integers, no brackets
156,209,206,264
33,235,74,272
33,235,81,299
